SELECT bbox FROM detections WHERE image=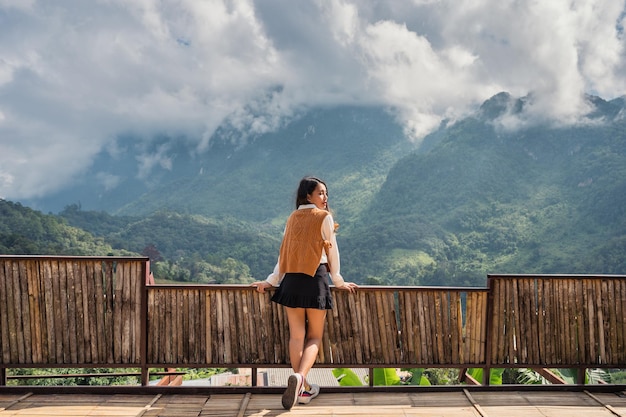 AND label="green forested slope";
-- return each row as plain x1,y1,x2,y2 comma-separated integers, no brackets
4,94,626,286
0,200,132,256
115,106,414,226
343,94,626,285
